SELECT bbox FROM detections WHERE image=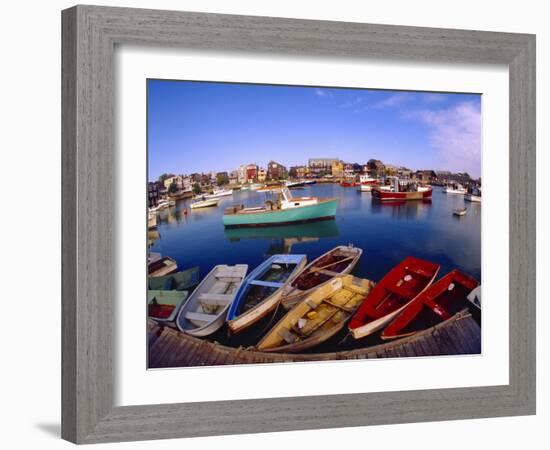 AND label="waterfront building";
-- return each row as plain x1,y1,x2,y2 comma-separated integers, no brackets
414,170,438,183
163,175,185,191
229,170,239,185
331,160,344,178
397,167,413,178
246,163,258,182
267,160,288,180
148,181,161,207
258,167,267,182
237,165,247,184
308,158,339,176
